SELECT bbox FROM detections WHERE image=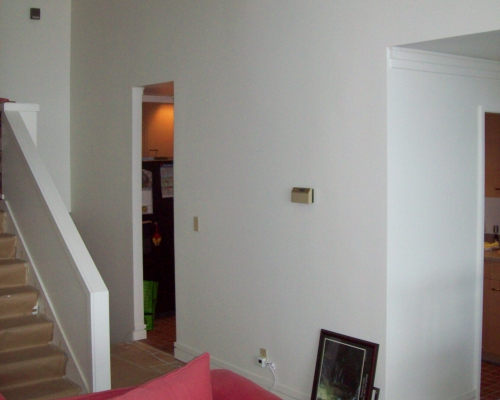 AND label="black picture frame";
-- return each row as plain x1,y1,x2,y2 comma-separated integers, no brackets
311,329,379,400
